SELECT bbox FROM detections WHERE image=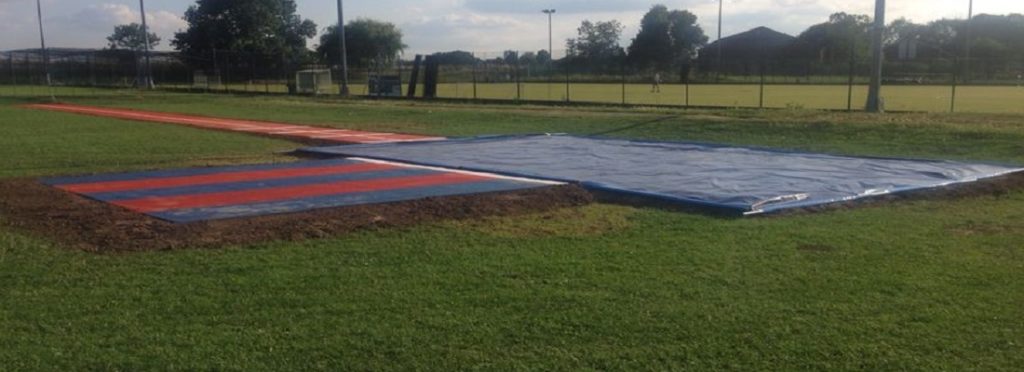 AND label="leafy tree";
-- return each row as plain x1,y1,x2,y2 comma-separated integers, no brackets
502,50,519,65
566,20,624,71
883,14,1024,78
519,52,537,65
172,0,317,72
536,50,552,65
317,18,405,68
962,14,1024,78
432,51,479,65
107,23,160,51
627,5,708,72
790,12,872,64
